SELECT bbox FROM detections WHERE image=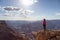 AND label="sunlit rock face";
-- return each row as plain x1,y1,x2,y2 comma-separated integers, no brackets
36,30,60,40
0,21,16,40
